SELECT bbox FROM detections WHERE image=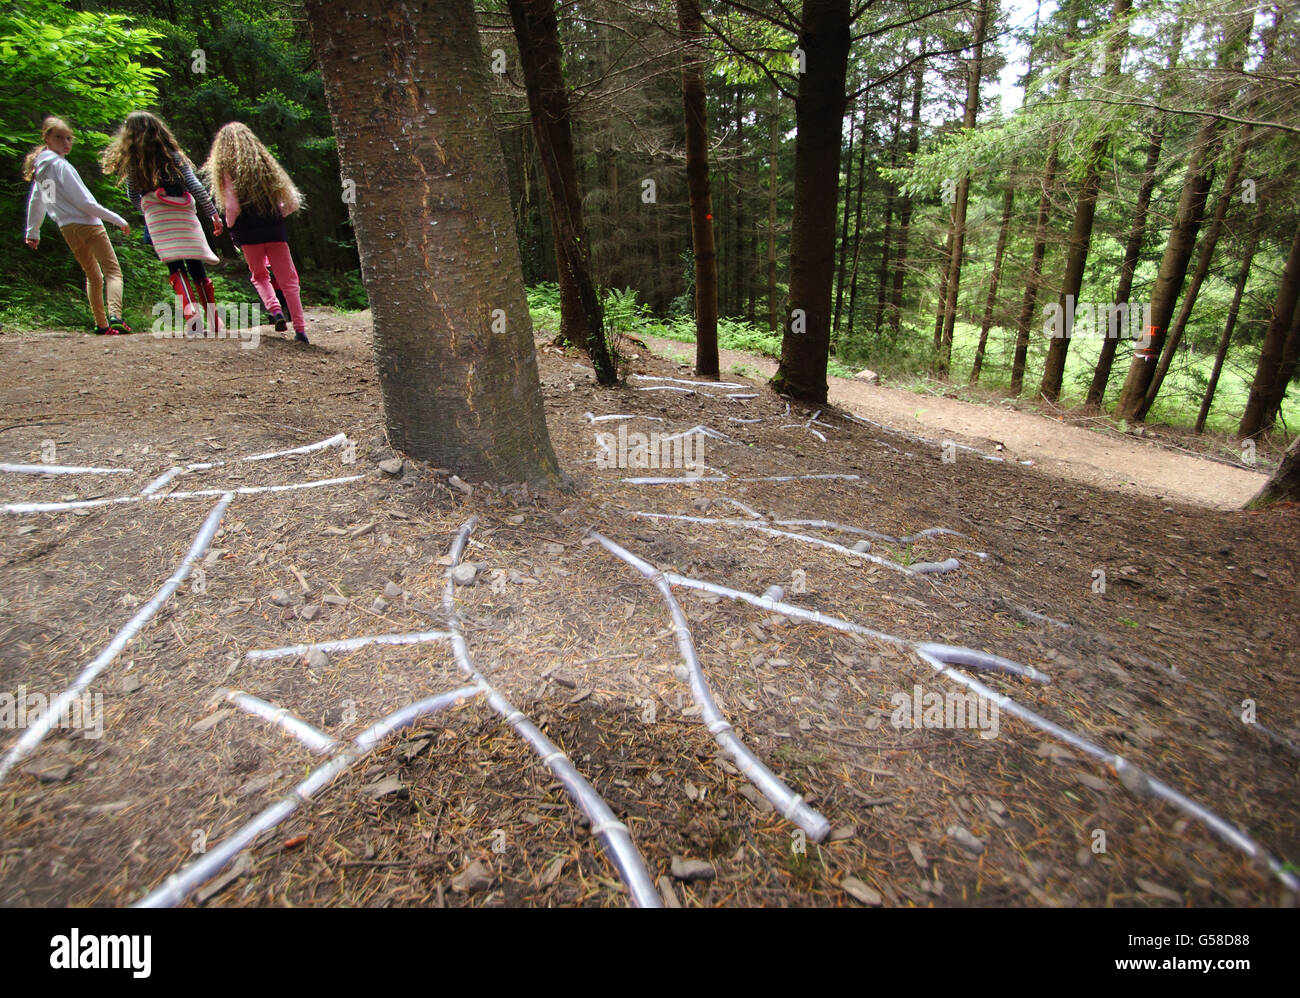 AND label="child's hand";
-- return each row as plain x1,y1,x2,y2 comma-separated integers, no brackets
25,238,39,250
212,216,223,236
118,222,130,235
